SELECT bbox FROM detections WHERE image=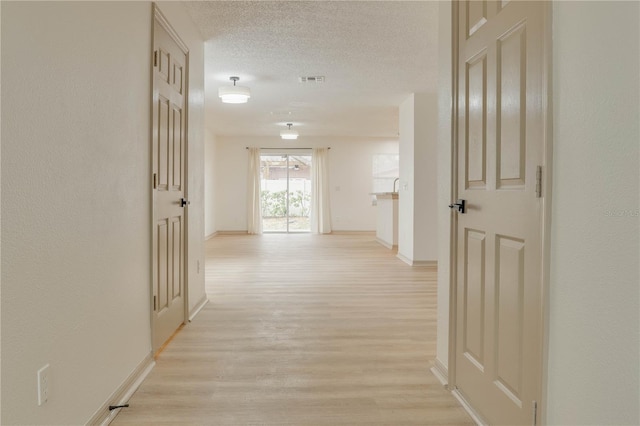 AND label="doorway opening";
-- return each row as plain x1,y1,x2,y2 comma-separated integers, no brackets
260,154,311,233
